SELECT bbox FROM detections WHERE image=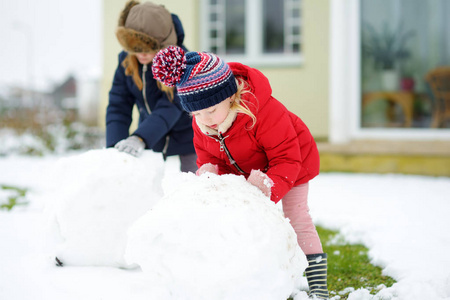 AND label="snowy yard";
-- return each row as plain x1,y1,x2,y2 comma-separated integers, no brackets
1,149,450,300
